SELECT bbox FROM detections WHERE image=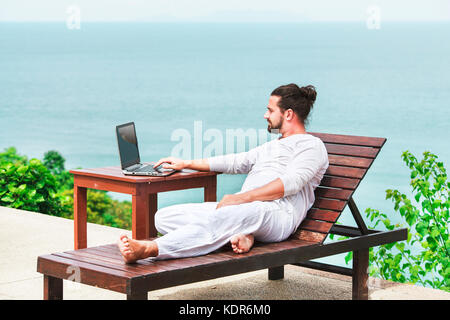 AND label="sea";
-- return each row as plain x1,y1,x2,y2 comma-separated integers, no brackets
1,22,449,268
